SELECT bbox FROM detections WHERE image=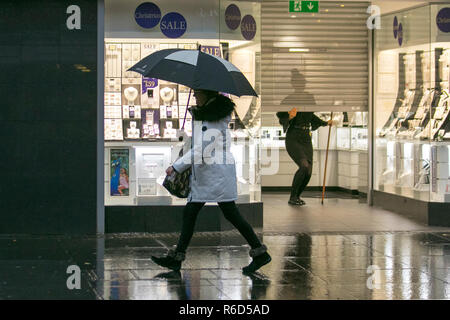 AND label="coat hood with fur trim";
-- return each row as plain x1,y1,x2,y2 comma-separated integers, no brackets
191,94,235,121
